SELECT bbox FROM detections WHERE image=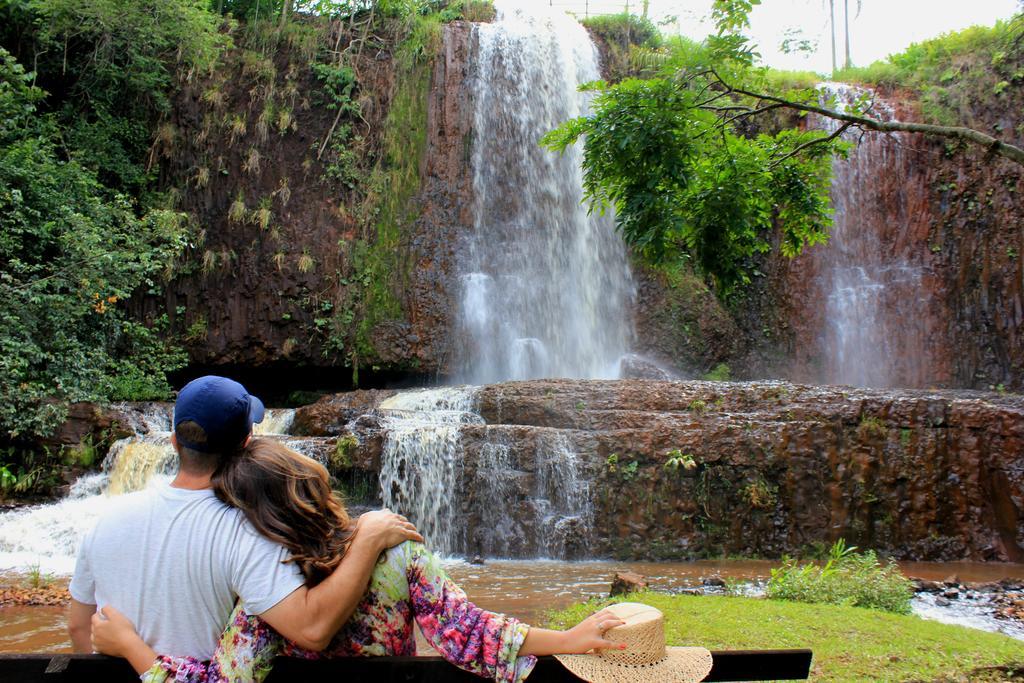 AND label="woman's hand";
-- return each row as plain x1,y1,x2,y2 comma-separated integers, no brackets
355,509,423,551
91,605,159,674
560,608,628,654
519,608,627,656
